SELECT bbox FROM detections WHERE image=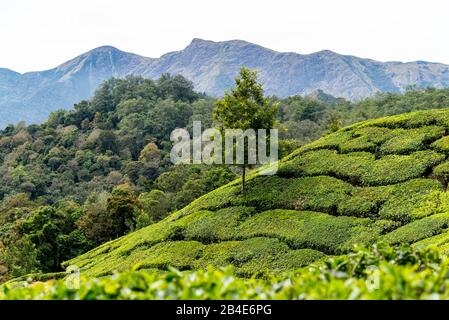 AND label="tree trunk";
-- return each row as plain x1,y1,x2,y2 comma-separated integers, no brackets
242,165,246,194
